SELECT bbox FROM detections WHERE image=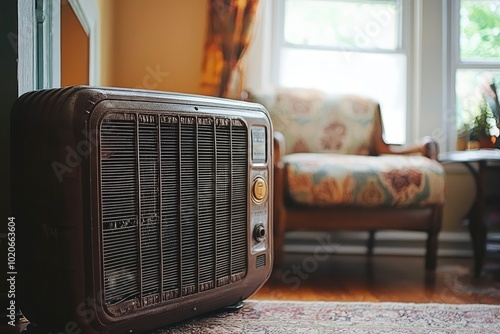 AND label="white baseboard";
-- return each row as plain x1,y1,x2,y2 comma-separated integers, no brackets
283,231,487,257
